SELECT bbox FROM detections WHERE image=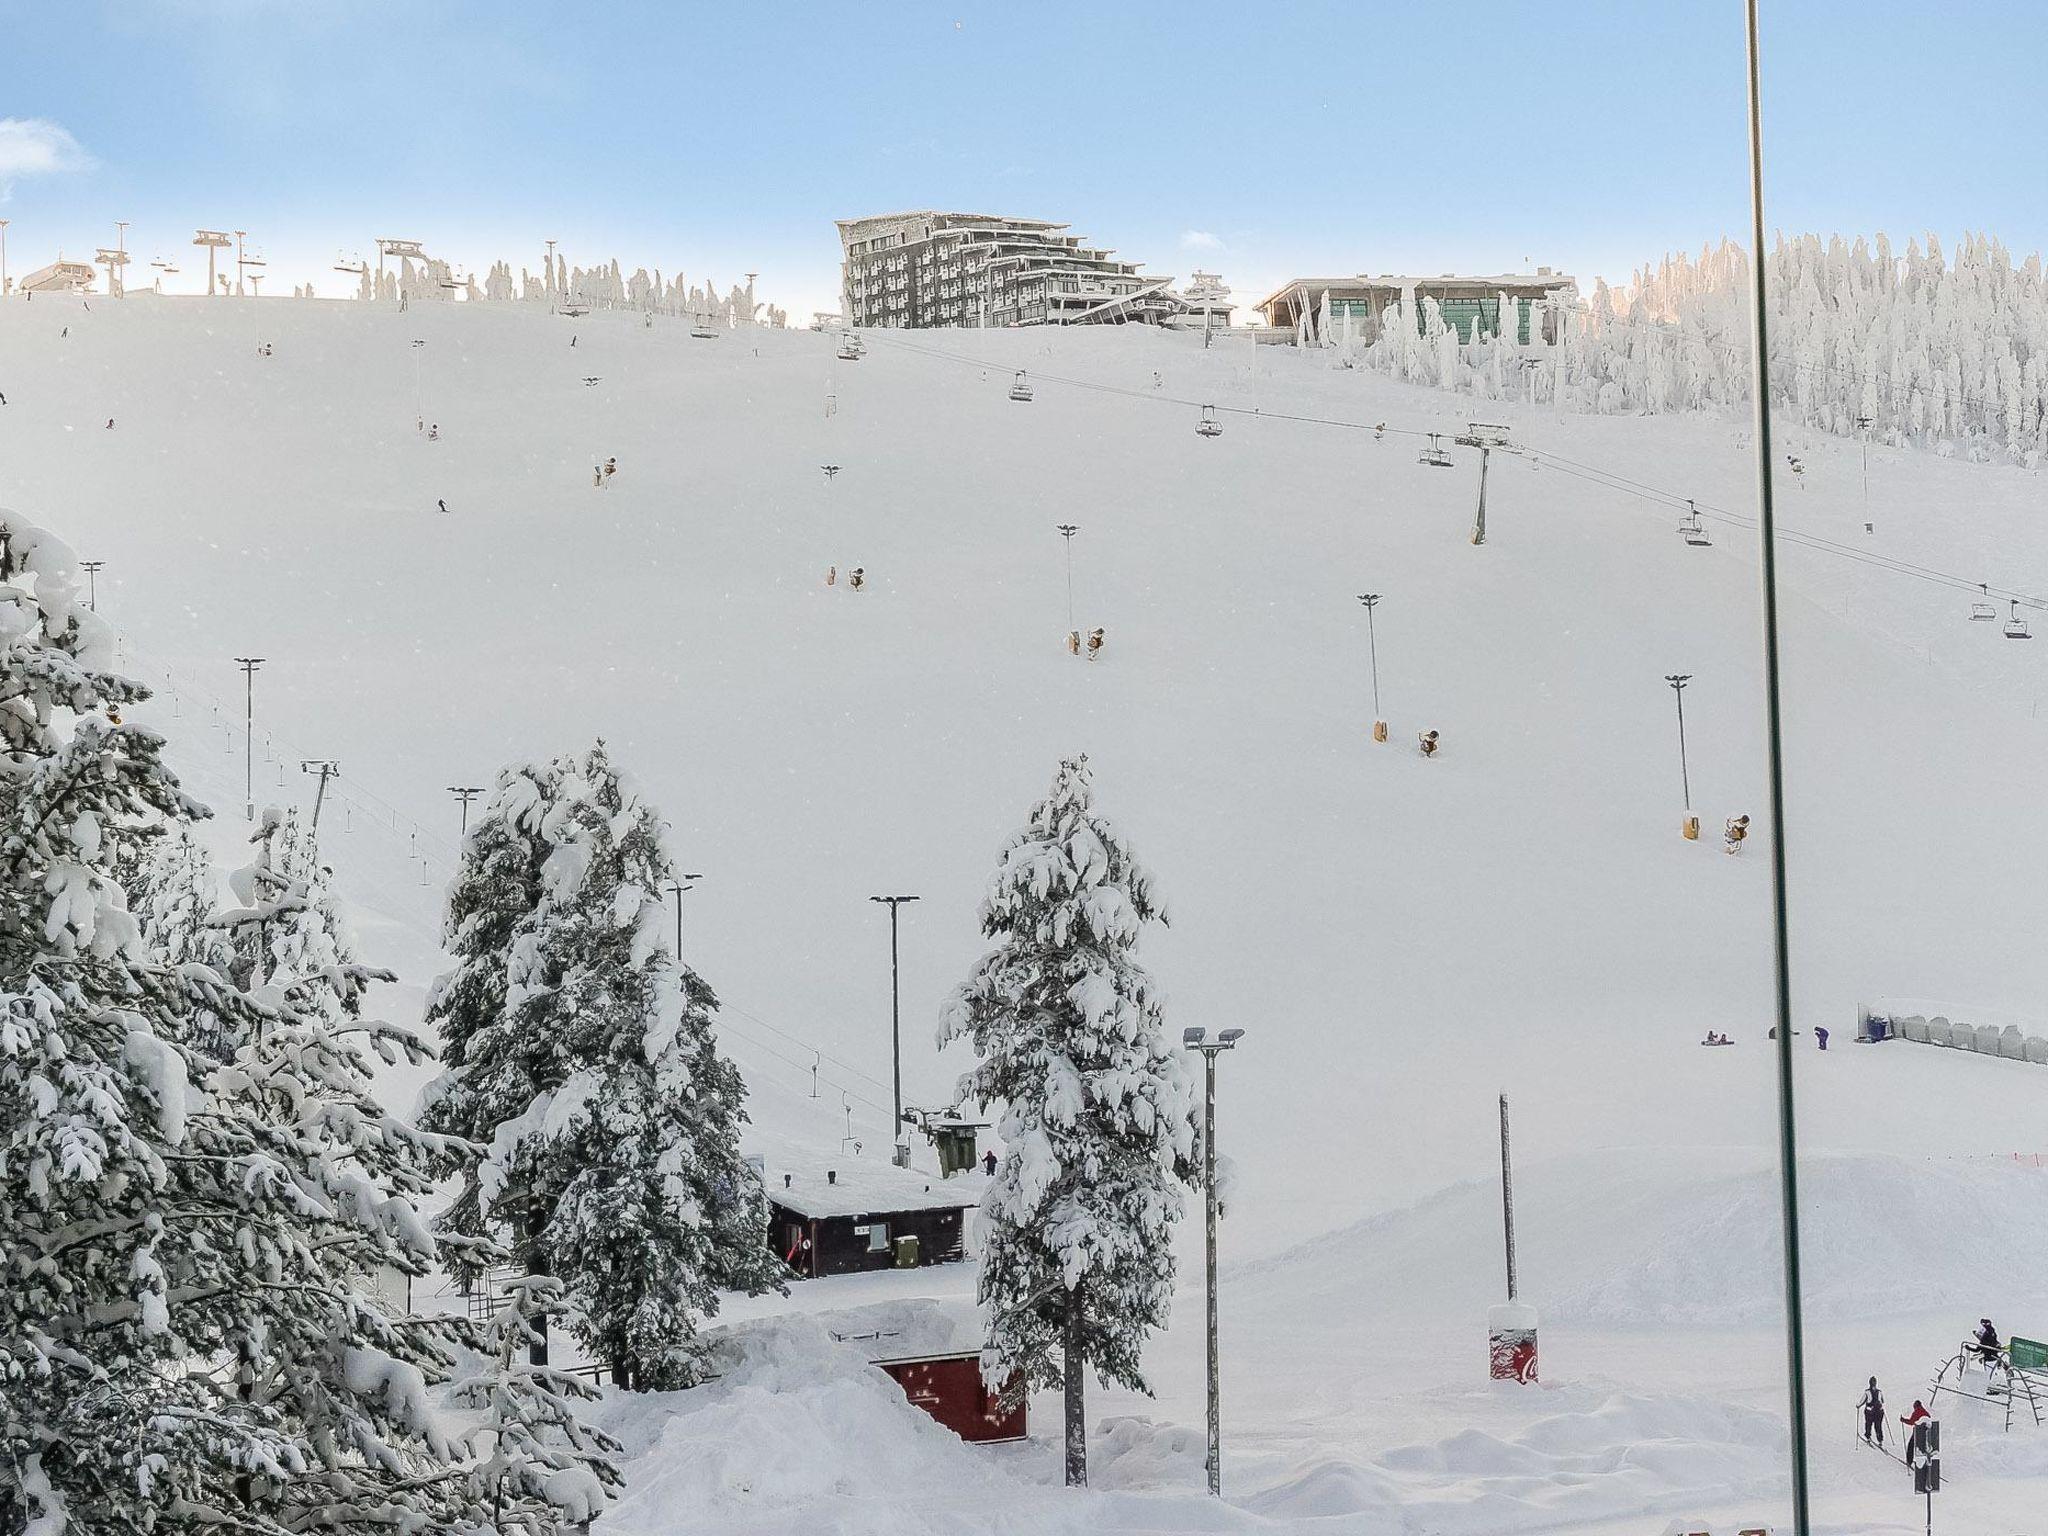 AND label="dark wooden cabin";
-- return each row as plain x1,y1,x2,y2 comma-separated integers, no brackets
764,1154,978,1279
